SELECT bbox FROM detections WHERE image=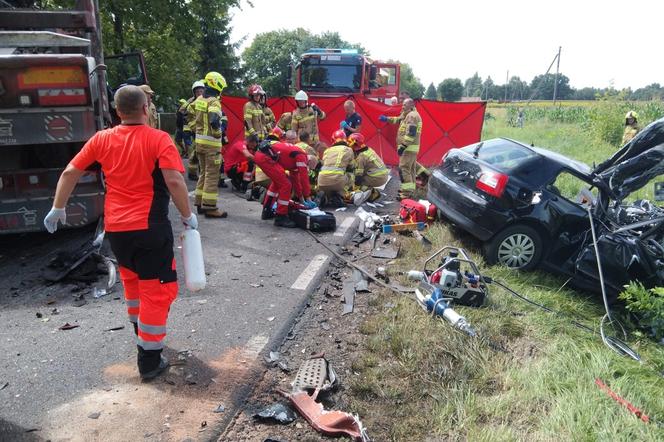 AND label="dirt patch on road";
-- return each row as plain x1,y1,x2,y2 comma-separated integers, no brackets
42,338,268,442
